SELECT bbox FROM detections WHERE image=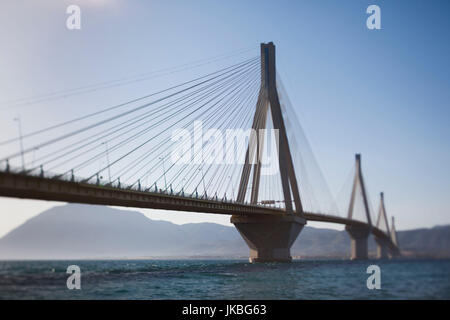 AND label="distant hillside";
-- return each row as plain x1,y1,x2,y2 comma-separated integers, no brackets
396,225,450,258
0,204,246,259
0,204,448,259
